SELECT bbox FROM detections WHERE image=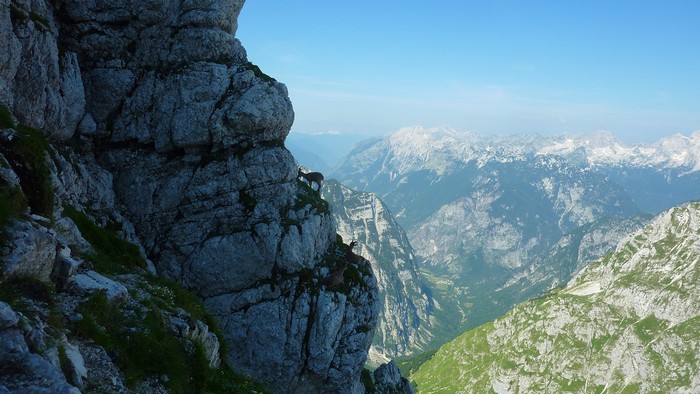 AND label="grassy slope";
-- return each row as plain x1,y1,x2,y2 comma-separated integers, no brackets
412,203,700,393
